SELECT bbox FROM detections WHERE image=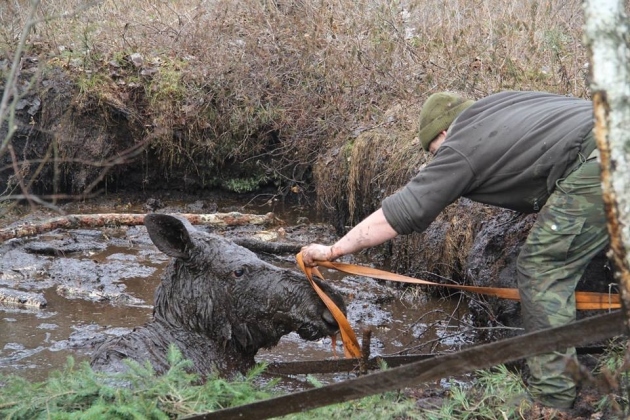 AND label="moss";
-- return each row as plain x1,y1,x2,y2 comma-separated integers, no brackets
220,175,270,193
